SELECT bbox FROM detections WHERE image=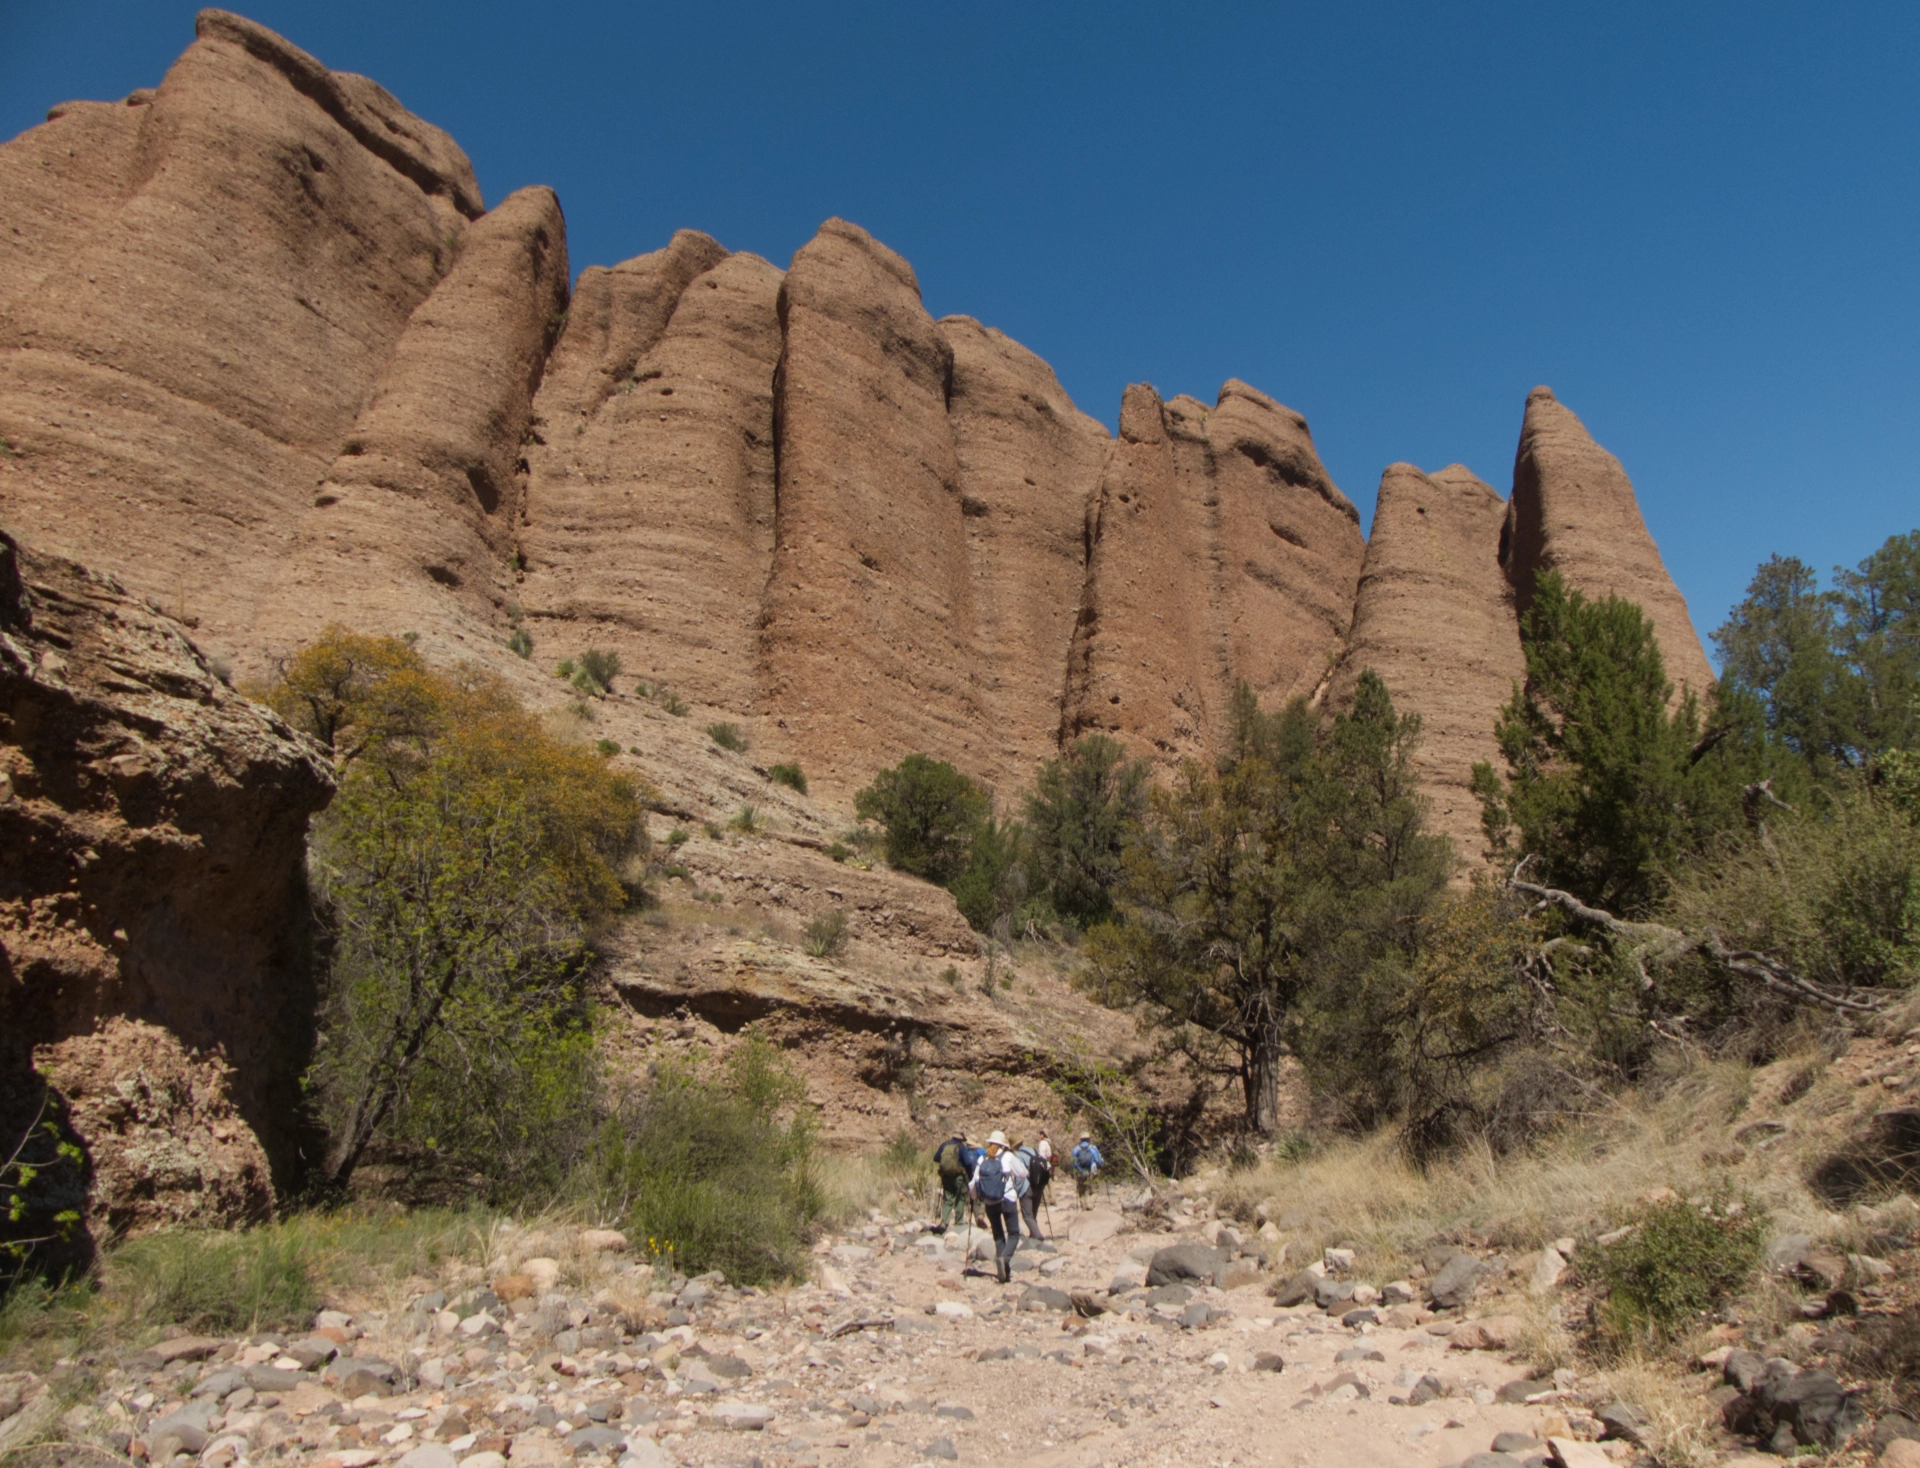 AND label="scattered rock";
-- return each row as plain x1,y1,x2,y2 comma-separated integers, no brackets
1145,1243,1226,1287
1429,1252,1484,1309
1597,1401,1648,1445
